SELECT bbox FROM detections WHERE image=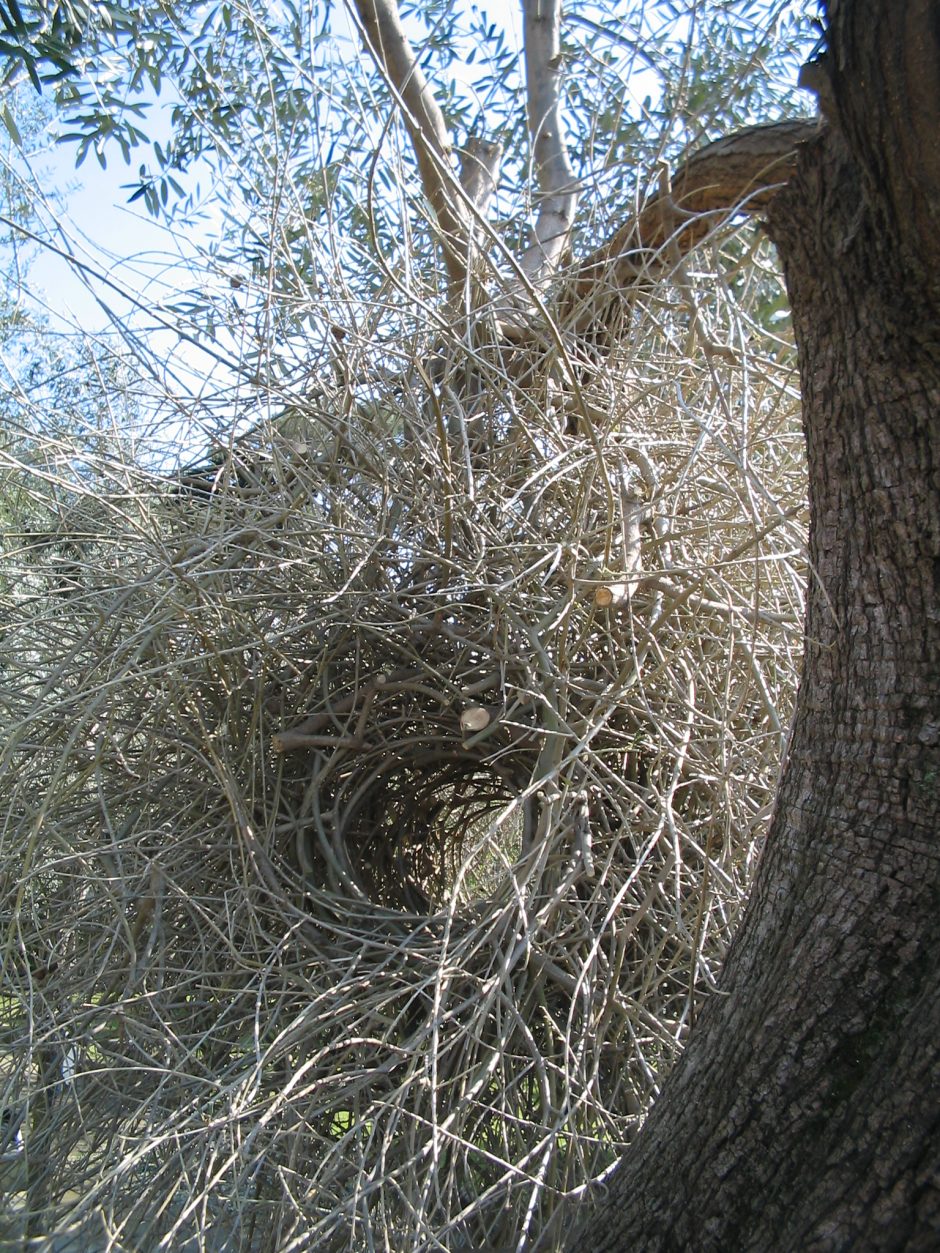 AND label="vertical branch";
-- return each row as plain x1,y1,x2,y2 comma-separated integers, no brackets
459,136,503,219
352,0,470,286
459,136,503,267
520,0,579,283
